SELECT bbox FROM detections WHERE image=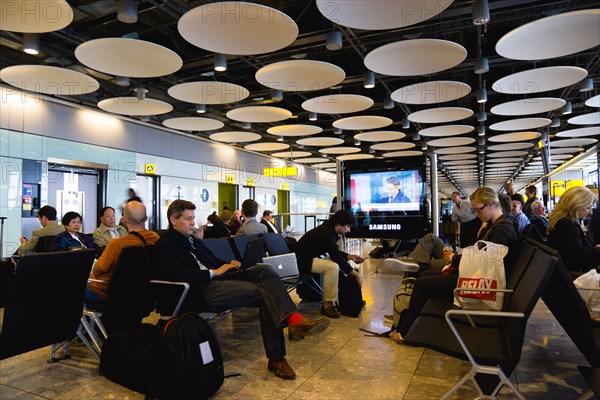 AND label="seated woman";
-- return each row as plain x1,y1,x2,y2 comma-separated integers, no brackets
48,211,94,251
389,187,518,343
204,210,232,239
547,186,600,273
